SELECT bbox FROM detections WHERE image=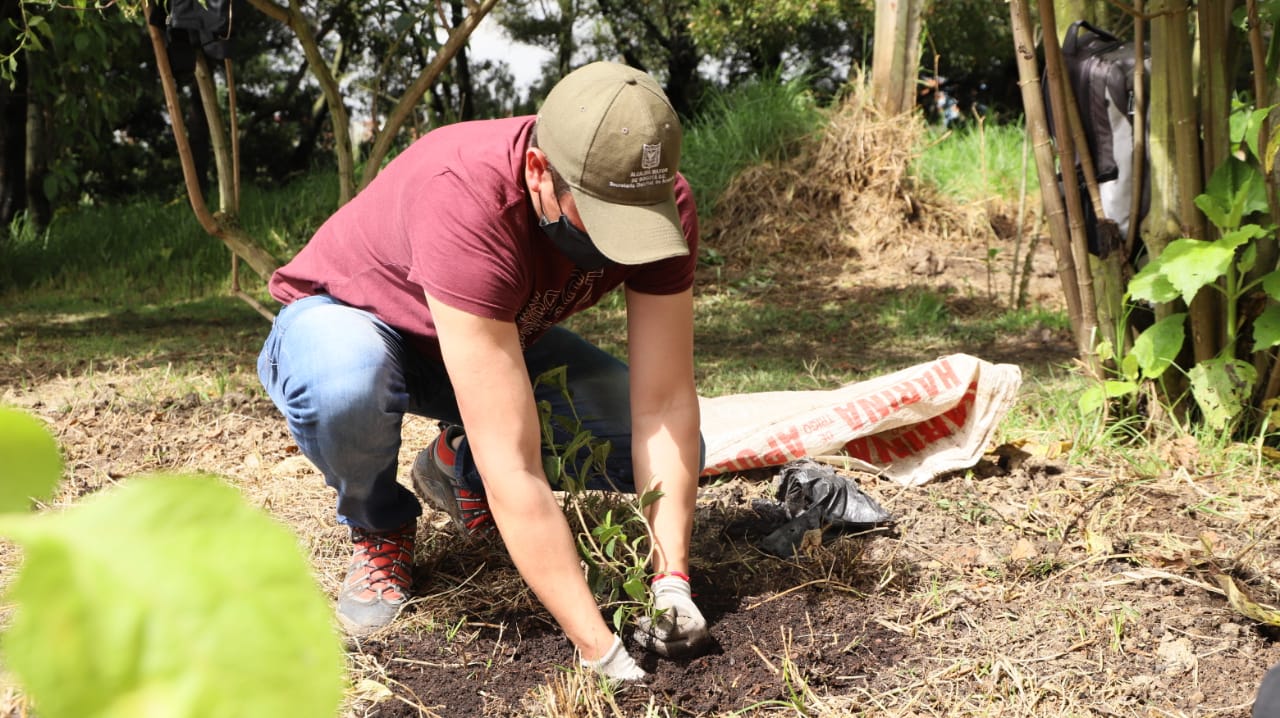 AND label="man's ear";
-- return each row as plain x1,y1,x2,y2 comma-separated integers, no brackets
524,148,550,192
